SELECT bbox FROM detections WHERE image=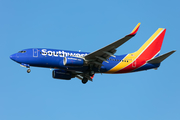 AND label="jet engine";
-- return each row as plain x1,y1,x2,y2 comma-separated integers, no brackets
52,70,74,80
63,56,84,67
